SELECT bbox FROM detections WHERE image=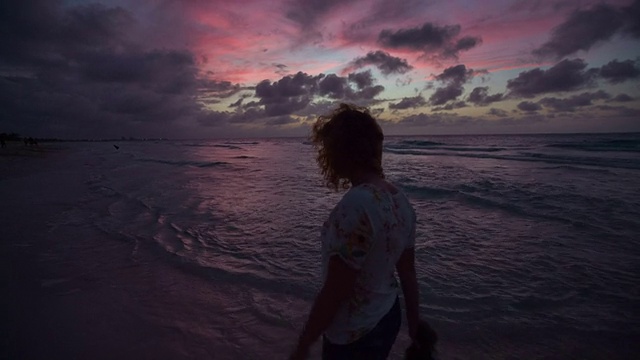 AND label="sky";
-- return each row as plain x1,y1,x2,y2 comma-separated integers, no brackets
1,0,639,139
